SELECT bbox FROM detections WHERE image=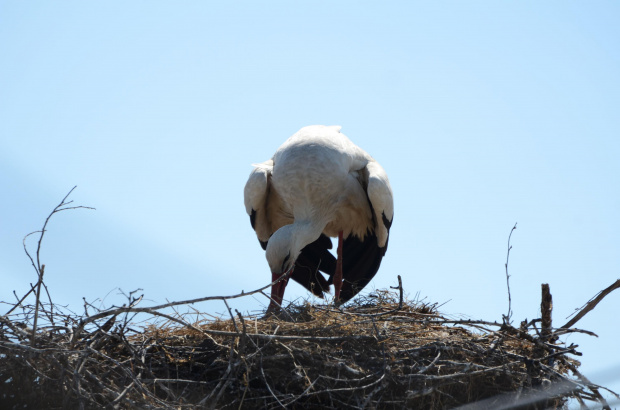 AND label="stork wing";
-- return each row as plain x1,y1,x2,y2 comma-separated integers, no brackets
243,160,274,249
340,160,394,302
244,160,337,297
